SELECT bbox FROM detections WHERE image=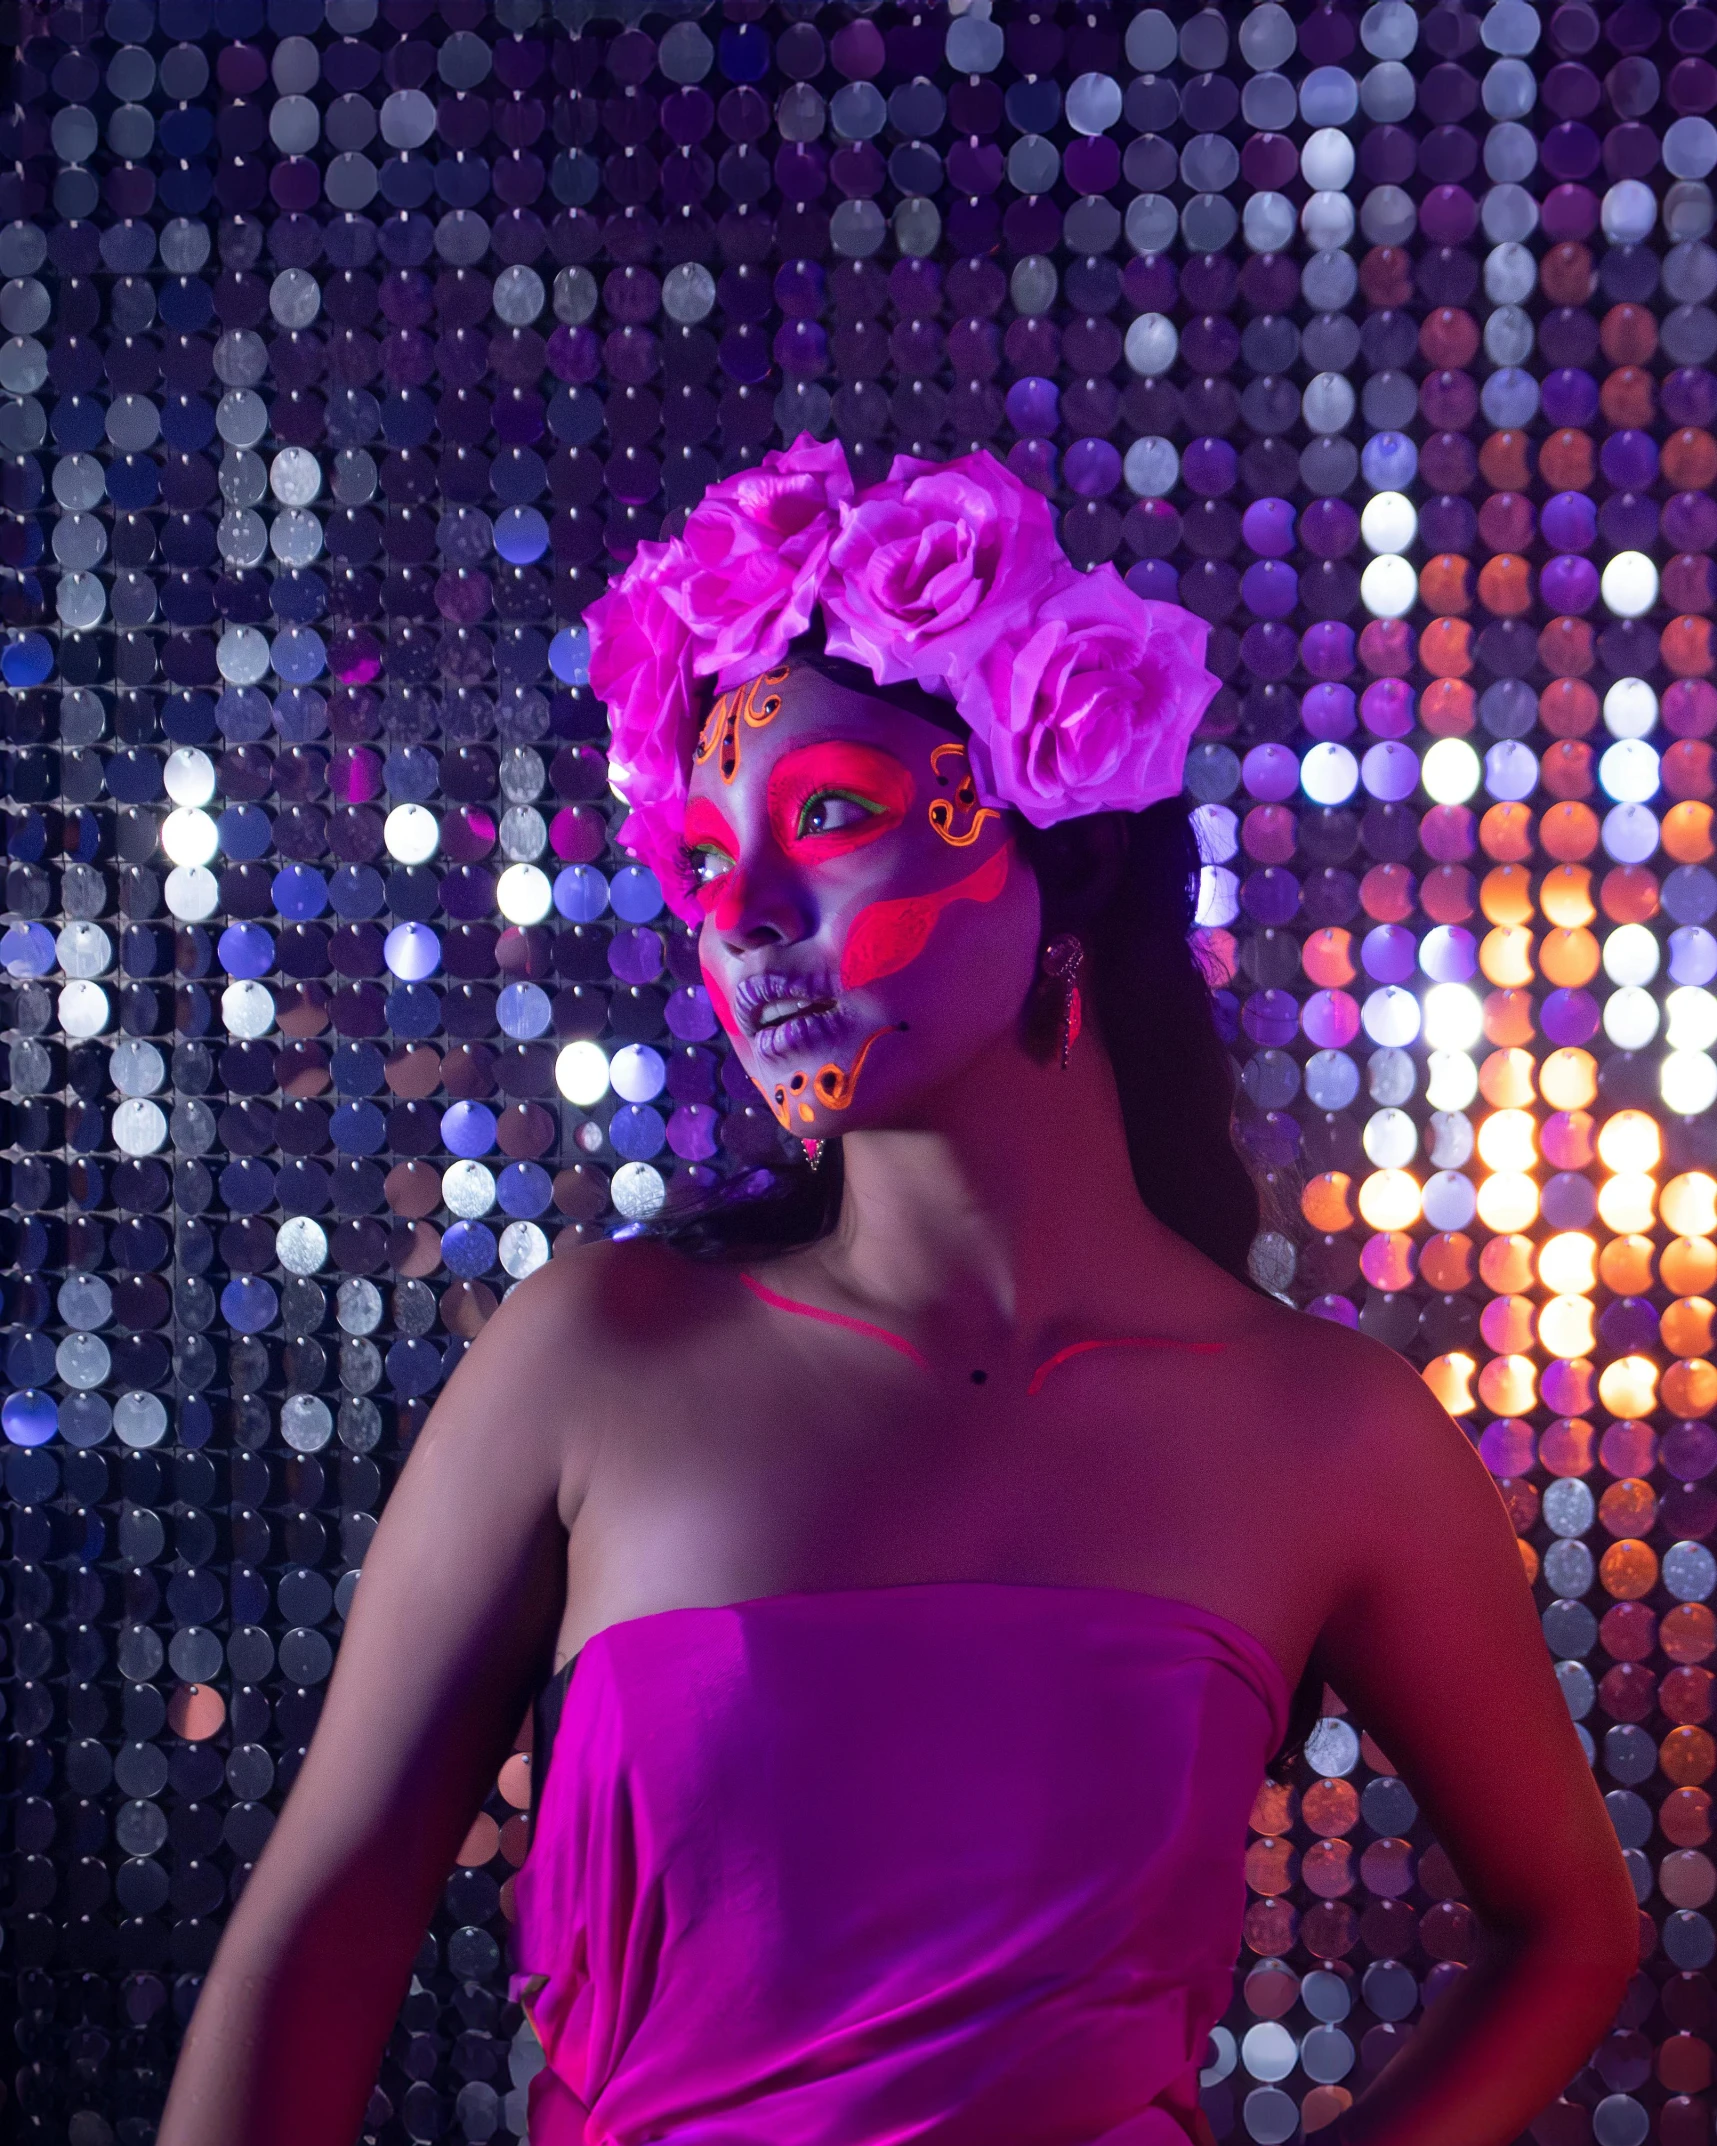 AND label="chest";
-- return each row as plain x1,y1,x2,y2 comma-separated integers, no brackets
555,1349,1320,1676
